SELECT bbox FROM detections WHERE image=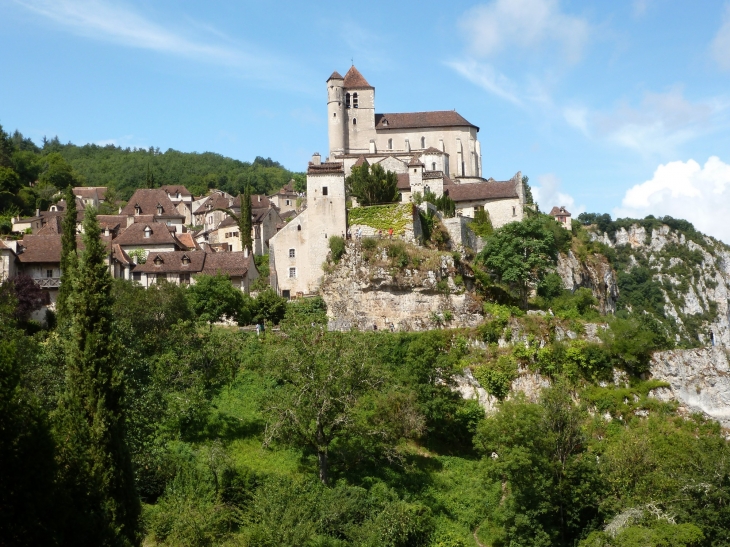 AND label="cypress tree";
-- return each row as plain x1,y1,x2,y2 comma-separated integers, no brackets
54,208,140,546
57,186,77,326
239,185,253,255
